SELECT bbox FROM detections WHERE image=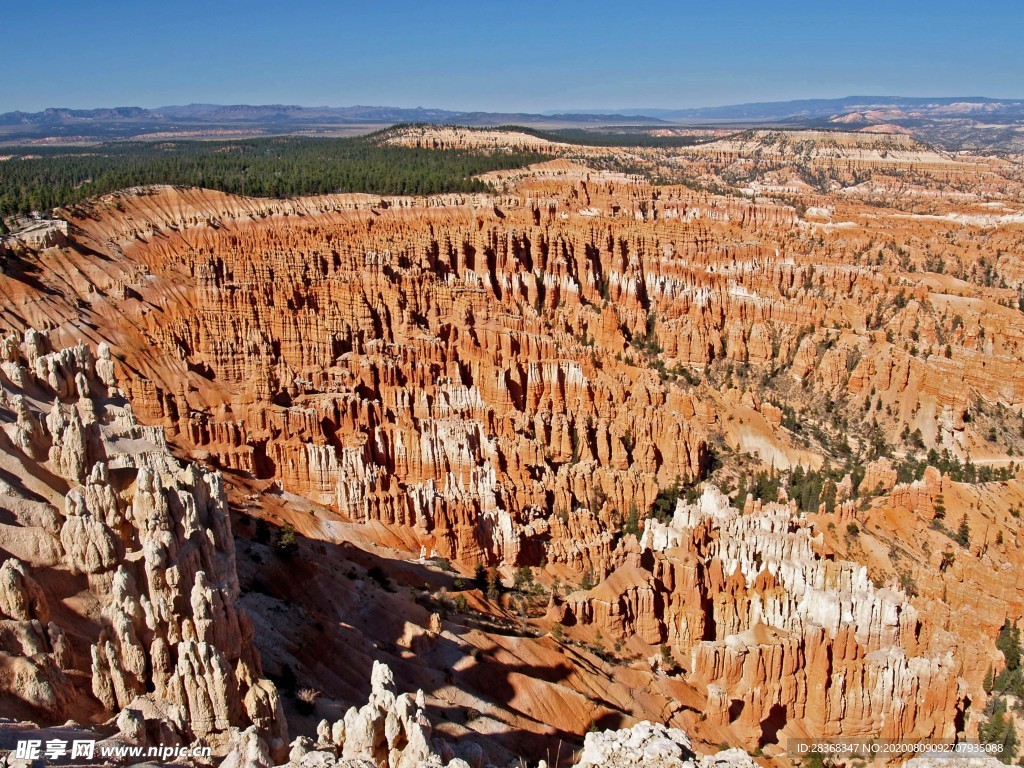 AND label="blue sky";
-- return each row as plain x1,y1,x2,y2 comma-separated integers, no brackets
2,0,1021,112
